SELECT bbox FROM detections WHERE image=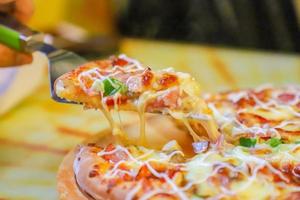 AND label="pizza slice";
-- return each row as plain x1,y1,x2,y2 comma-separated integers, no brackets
54,55,220,144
